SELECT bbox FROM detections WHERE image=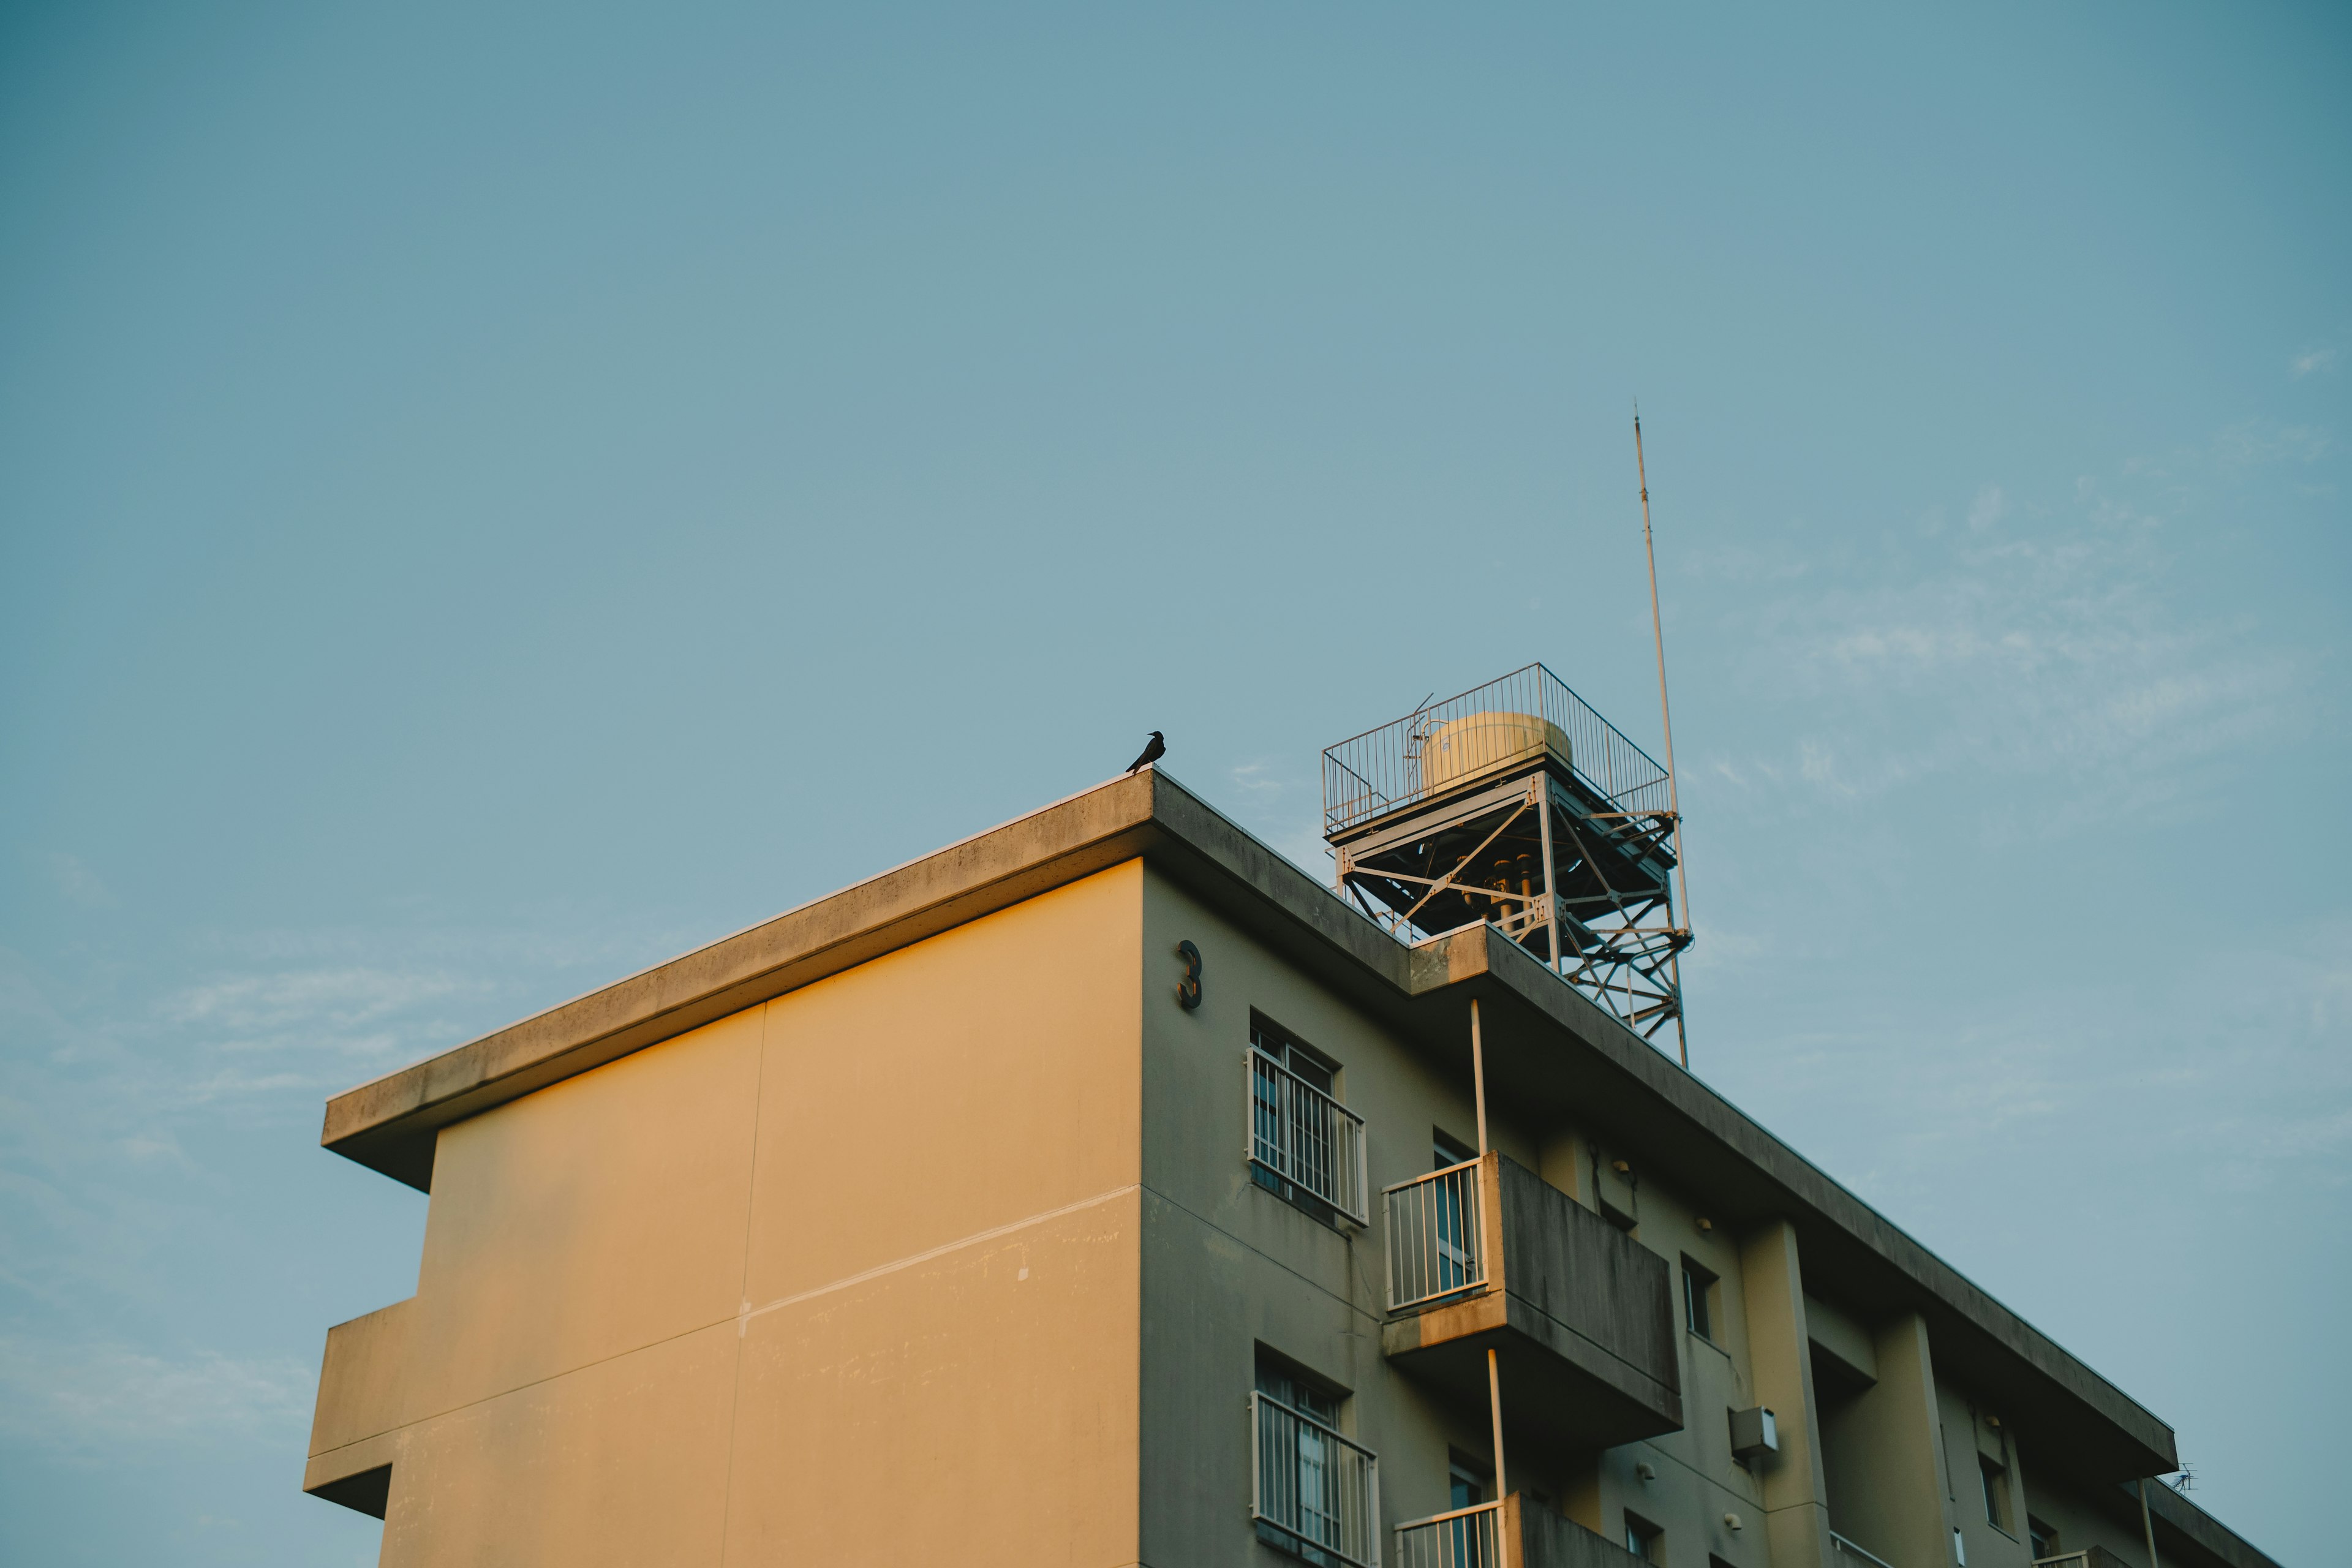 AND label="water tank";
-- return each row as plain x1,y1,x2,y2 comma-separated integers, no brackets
1419,710,1572,791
